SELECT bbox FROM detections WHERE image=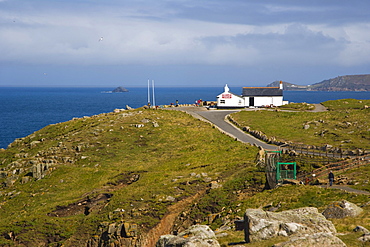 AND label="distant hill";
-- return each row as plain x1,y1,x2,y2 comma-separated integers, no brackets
309,74,370,91
267,74,370,91
267,81,308,91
